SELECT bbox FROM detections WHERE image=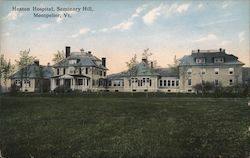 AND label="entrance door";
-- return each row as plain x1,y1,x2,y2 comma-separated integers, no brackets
64,79,71,89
